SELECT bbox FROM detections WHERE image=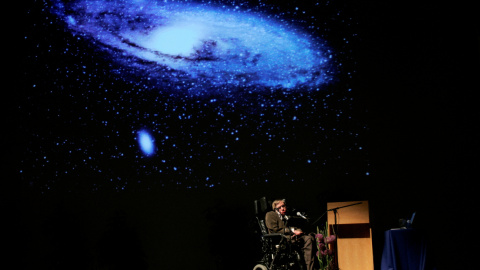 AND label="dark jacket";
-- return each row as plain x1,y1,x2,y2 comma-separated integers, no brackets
265,211,292,234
